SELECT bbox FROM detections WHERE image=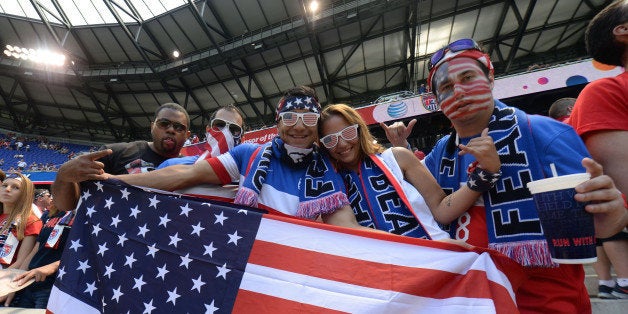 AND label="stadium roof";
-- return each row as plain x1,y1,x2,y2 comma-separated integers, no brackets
0,0,612,143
